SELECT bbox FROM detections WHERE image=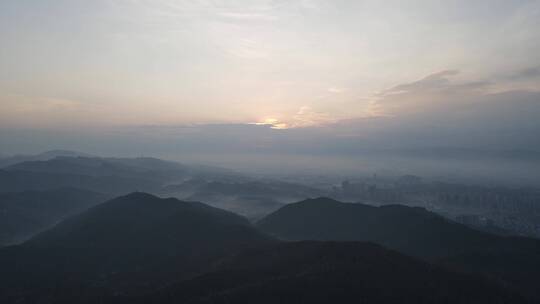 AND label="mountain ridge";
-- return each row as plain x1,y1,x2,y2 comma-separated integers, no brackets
257,197,540,300
0,192,275,303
